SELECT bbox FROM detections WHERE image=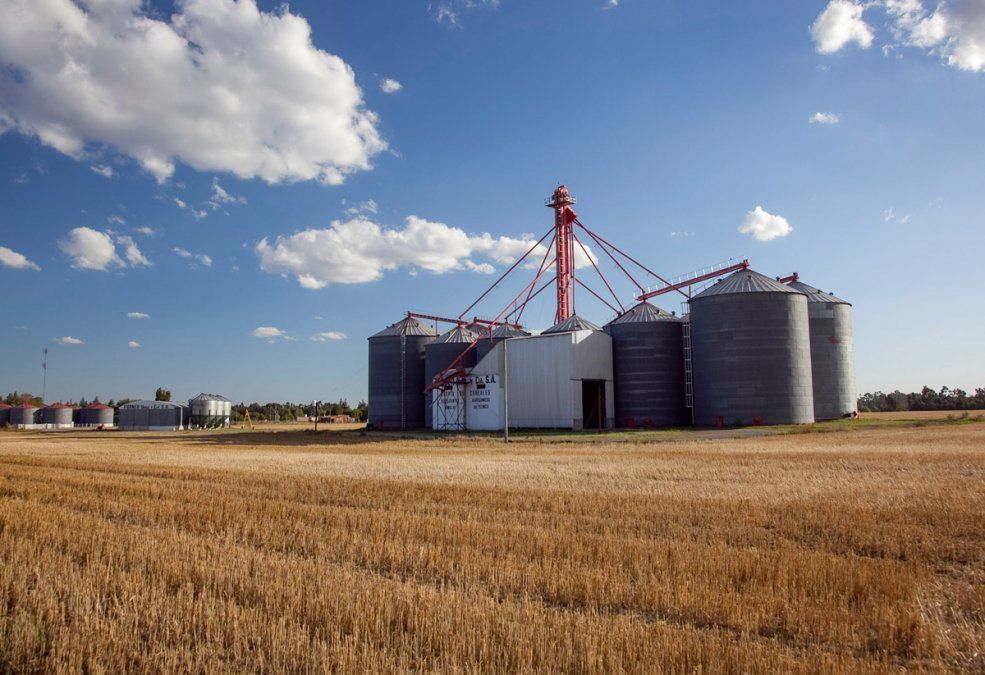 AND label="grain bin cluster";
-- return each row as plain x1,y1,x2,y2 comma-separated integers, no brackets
2,394,232,431
367,268,856,431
